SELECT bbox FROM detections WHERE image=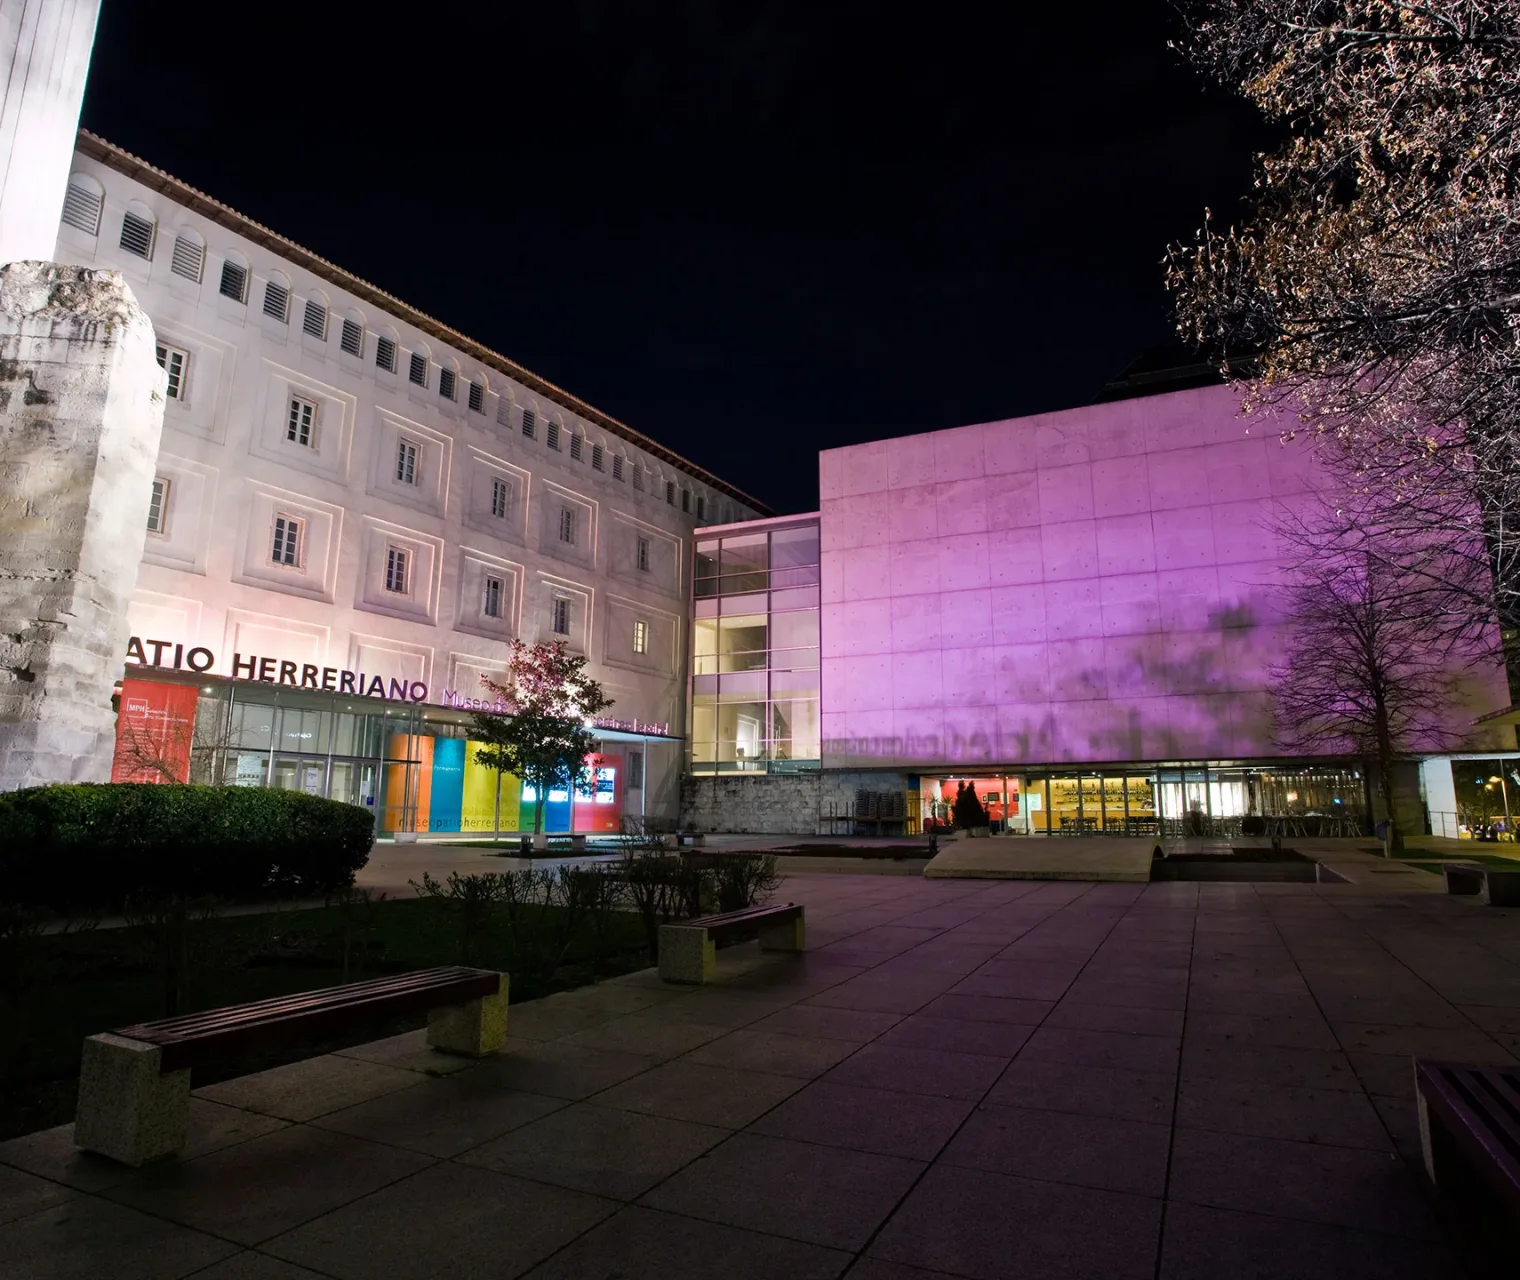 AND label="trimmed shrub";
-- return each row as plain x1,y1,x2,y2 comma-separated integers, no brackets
2,784,374,910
